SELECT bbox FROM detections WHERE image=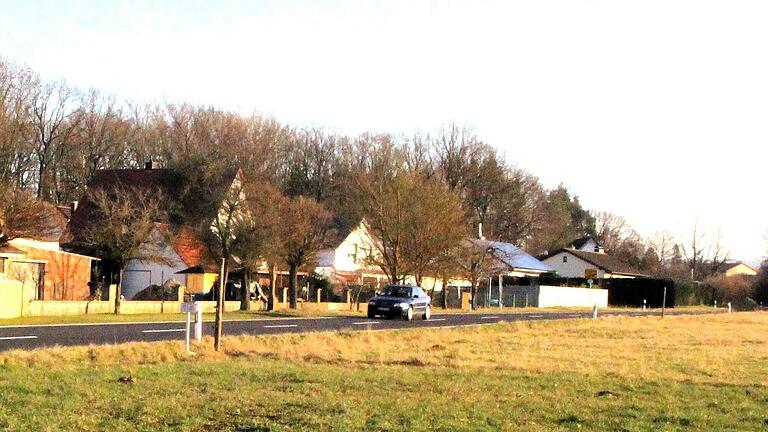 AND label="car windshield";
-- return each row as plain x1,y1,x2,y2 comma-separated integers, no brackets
380,286,412,298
